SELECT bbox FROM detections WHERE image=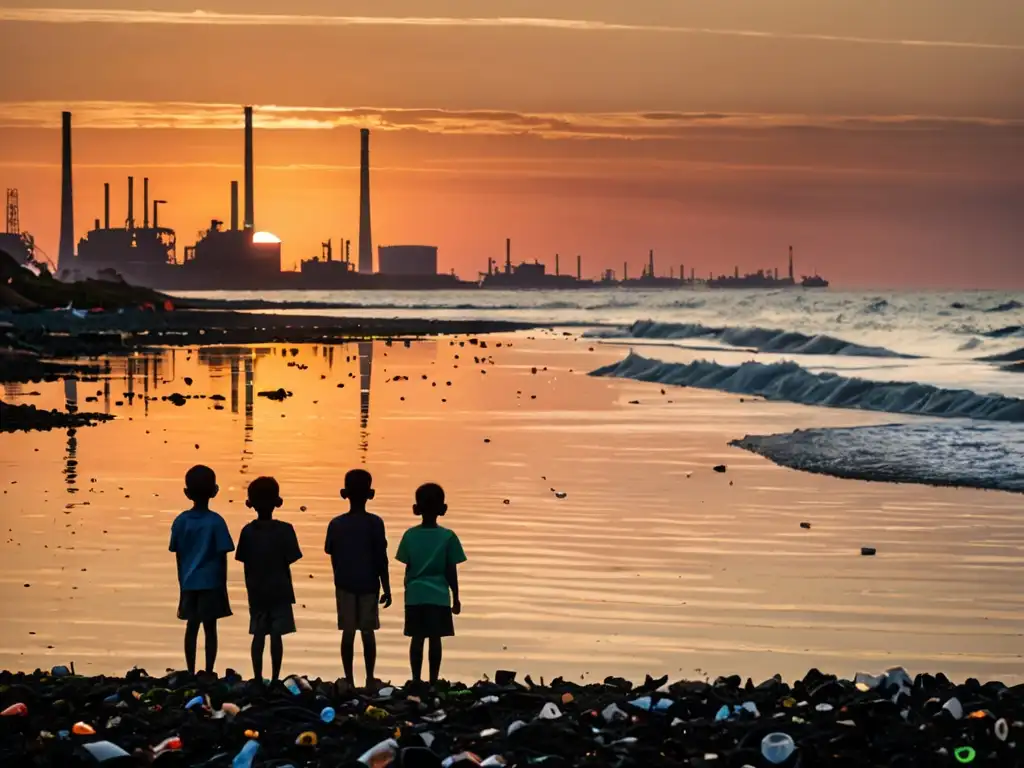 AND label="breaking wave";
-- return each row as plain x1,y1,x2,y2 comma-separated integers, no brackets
982,325,1024,339
589,353,1024,422
978,347,1024,364
953,299,1023,313
731,424,1024,494
586,320,914,358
